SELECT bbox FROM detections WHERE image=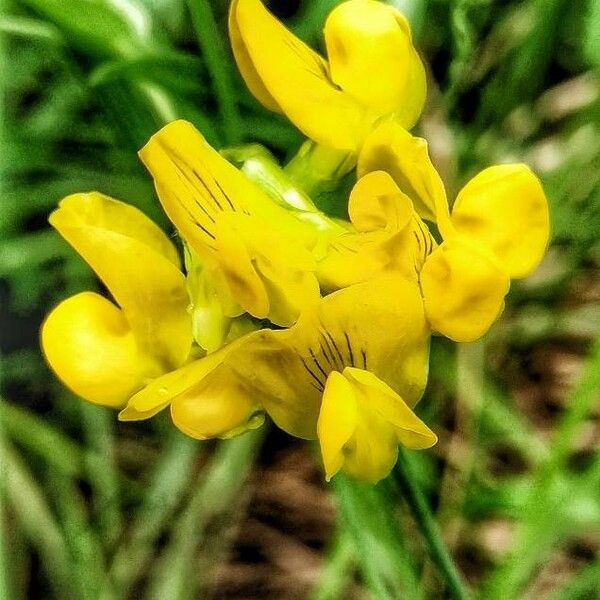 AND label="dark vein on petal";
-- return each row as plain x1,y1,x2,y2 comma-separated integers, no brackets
343,332,354,367
309,348,328,378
